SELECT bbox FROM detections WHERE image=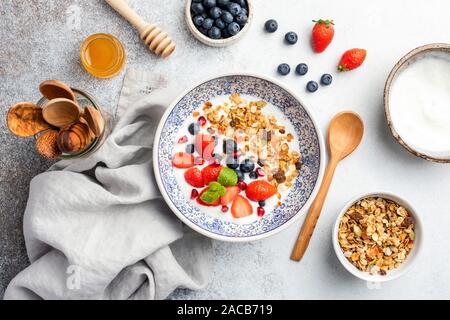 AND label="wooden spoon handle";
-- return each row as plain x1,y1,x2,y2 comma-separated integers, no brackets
290,157,339,261
105,0,147,33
